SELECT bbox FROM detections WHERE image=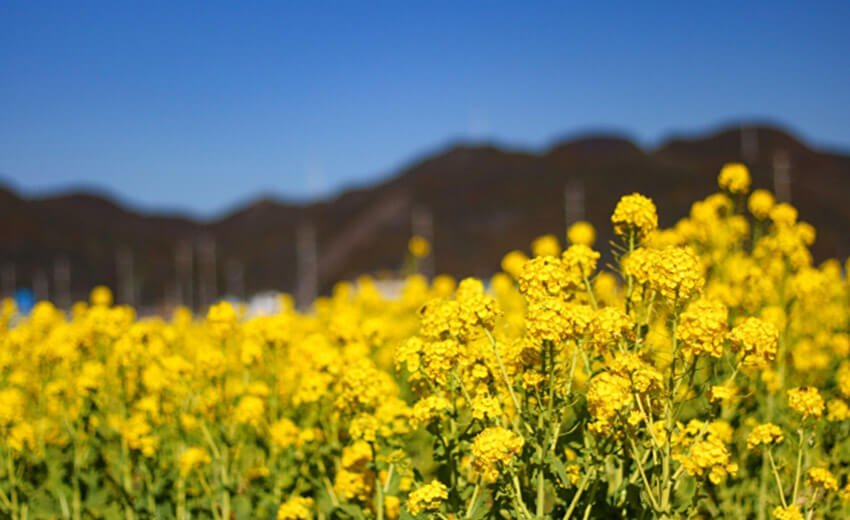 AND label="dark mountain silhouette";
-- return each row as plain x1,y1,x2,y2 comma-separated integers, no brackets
2,124,849,308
